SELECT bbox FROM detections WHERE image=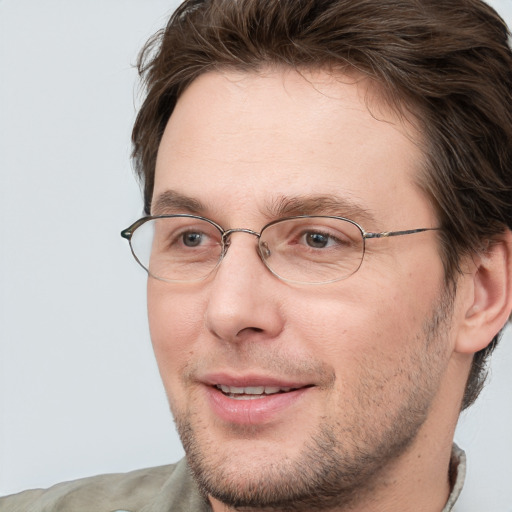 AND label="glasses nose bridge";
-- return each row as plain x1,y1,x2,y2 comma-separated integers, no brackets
222,227,261,243
221,227,261,255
